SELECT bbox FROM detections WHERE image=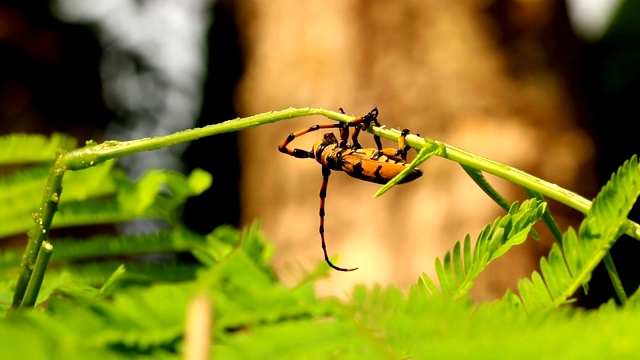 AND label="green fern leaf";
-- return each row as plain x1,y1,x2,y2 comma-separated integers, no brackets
0,162,119,237
512,155,640,312
54,198,165,226
62,160,118,200
0,161,116,238
53,260,200,286
0,166,209,238
434,257,453,298
0,133,76,164
463,232,472,275
416,198,546,299
0,167,51,237
0,165,50,216
53,228,204,261
414,271,442,299
451,241,464,283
